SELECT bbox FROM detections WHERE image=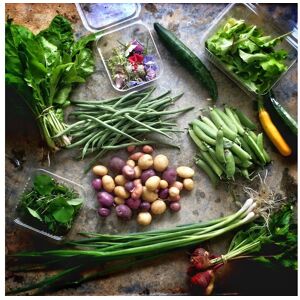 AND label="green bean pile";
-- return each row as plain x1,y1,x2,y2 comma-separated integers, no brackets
189,106,271,185
55,88,193,171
